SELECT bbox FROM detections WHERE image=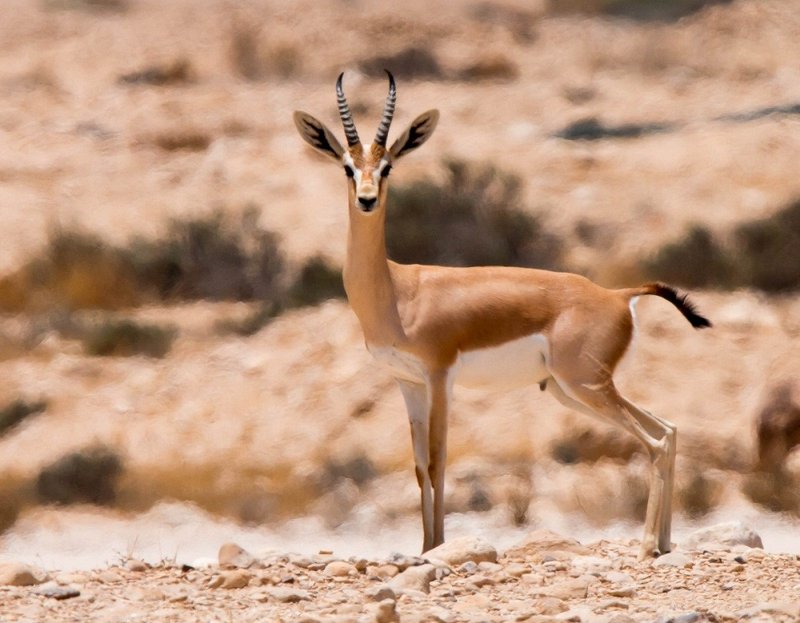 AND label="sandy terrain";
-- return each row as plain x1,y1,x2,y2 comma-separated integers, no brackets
1,0,800,620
